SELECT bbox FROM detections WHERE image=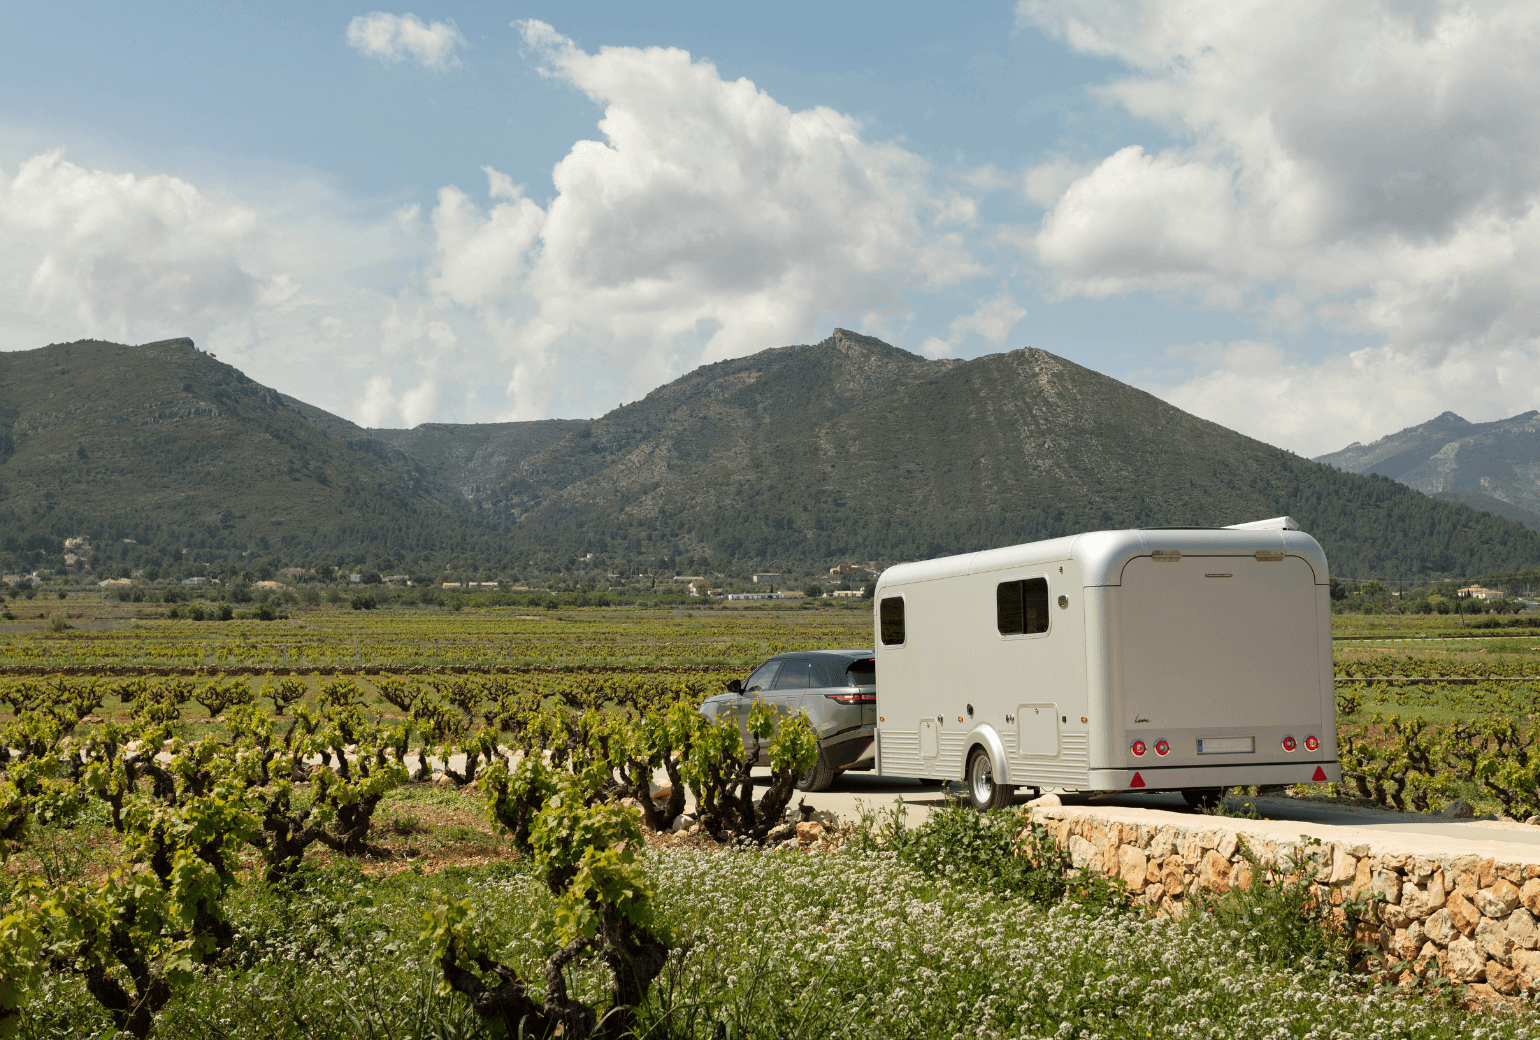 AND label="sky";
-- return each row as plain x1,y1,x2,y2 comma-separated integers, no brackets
3,1,1539,458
